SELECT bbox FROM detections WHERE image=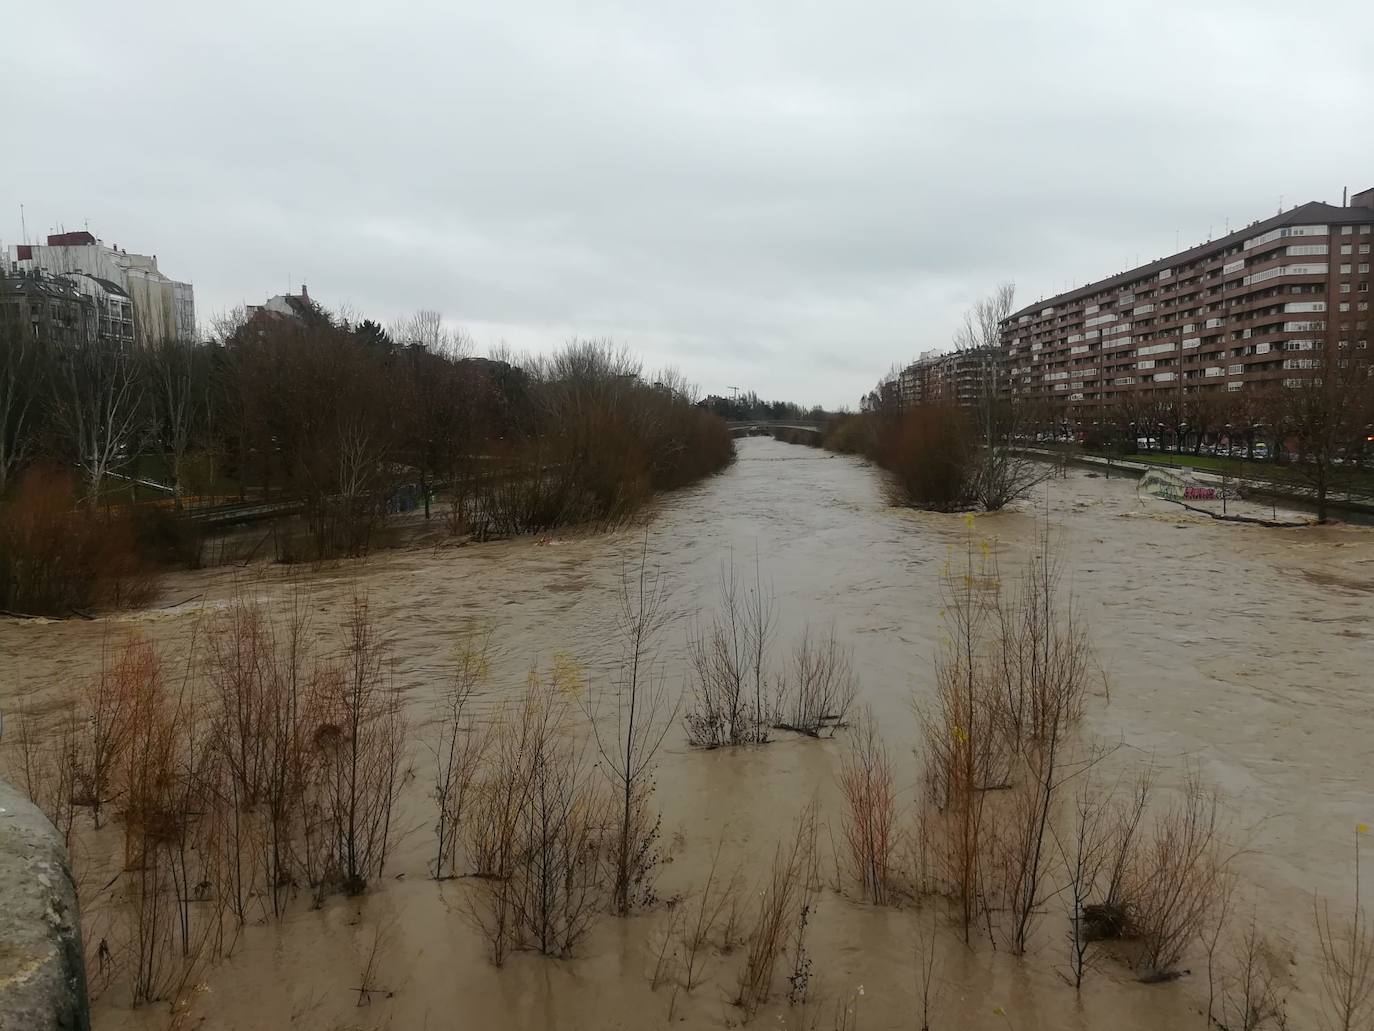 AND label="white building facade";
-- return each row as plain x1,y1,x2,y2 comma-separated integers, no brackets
9,230,194,345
